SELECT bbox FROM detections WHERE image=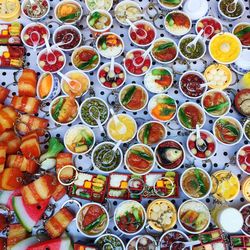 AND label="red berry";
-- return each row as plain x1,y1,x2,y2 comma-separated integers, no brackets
114,67,121,74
